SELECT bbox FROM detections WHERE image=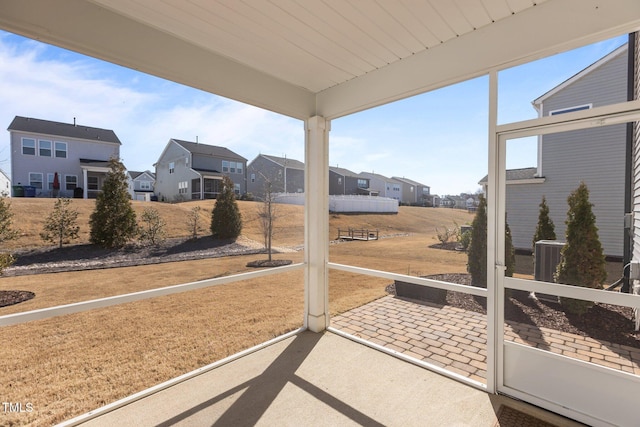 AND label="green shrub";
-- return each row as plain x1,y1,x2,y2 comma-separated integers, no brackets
89,158,137,248
467,194,515,287
555,182,606,315
467,194,487,286
210,175,242,240
532,195,556,251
